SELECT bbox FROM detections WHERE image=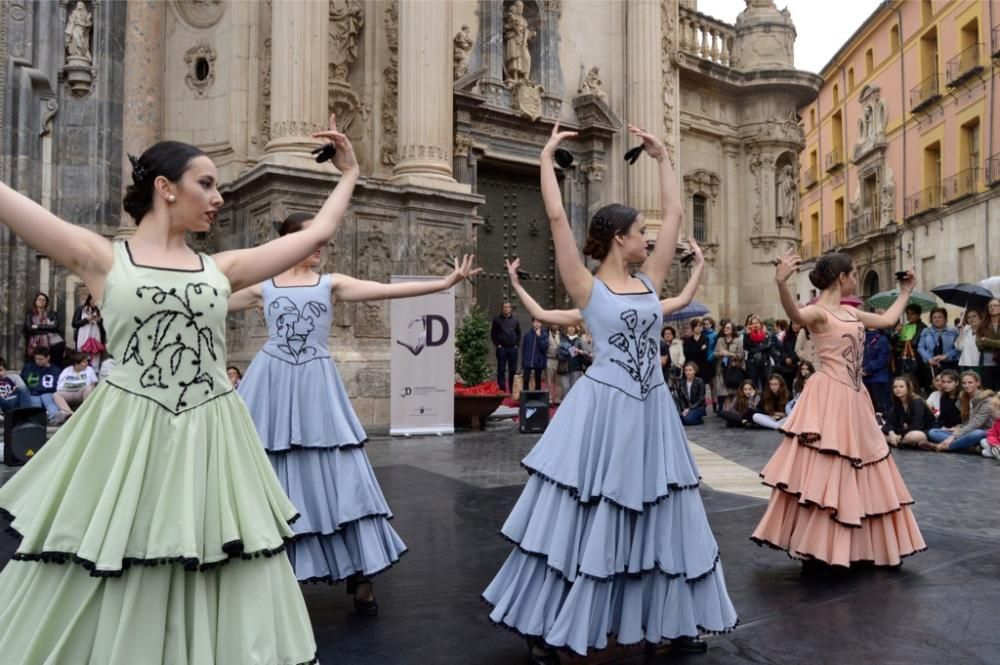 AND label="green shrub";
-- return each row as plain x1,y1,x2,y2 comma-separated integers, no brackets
455,307,491,386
